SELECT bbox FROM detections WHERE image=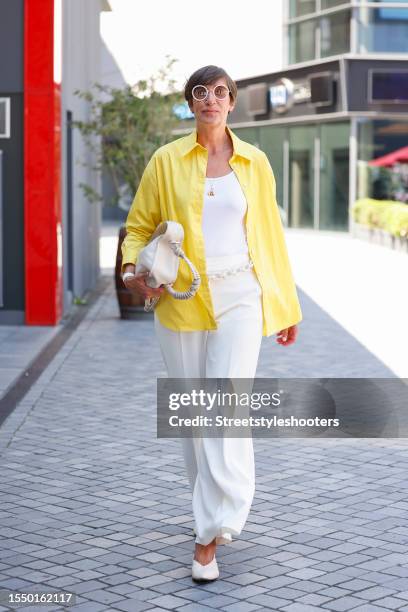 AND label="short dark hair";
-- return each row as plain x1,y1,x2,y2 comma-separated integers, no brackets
184,65,238,108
